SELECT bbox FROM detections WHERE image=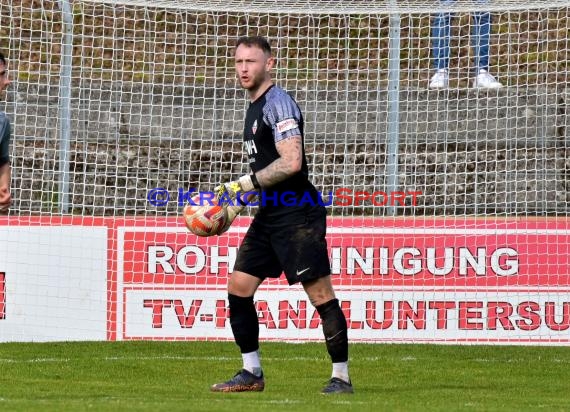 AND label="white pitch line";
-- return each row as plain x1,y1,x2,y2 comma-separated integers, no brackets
262,399,302,405
0,355,369,363
331,400,367,405
474,357,570,364
0,358,72,363
0,355,567,364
